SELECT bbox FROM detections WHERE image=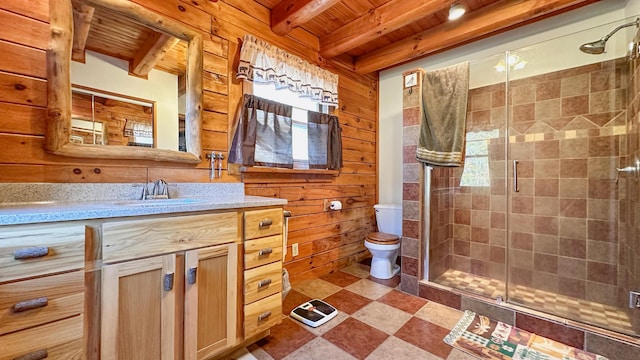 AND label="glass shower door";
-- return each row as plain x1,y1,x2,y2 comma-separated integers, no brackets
506,17,638,336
